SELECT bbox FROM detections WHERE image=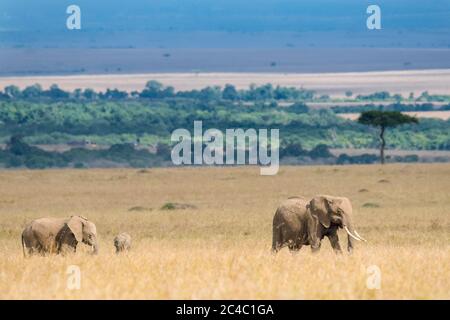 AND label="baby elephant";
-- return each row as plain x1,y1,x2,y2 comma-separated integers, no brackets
114,233,131,253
